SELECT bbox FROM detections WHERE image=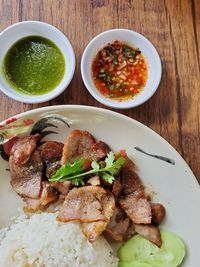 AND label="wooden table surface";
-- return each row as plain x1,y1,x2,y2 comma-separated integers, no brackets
0,0,199,182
